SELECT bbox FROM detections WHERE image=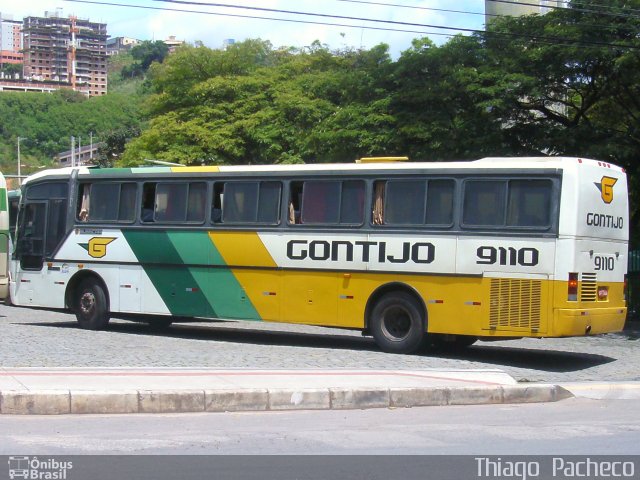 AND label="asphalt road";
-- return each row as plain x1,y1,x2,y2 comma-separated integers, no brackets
1,304,638,383
1,397,639,455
